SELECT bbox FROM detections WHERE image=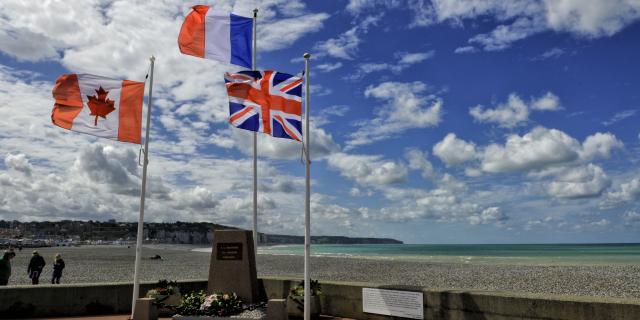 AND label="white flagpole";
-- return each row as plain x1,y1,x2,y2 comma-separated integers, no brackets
252,8,259,255
130,55,155,319
302,52,311,320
